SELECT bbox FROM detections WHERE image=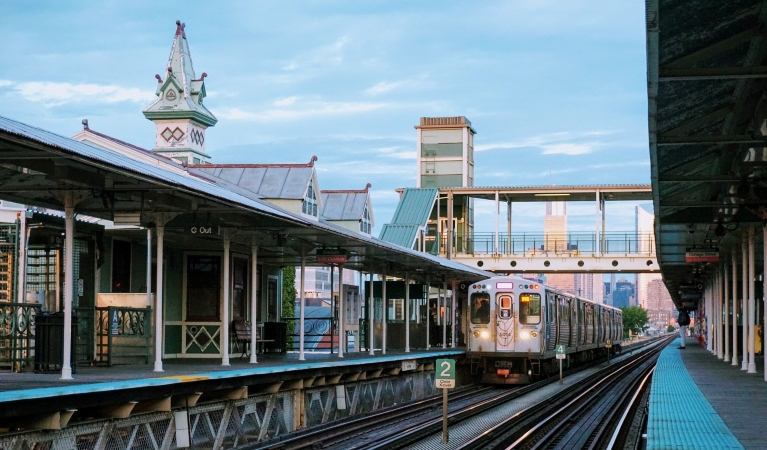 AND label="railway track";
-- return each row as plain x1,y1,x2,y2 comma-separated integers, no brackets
248,337,668,450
